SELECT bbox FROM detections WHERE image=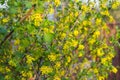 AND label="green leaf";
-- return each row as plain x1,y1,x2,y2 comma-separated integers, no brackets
9,7,17,14
22,39,30,47
25,1,32,8
43,33,54,44
0,27,7,35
